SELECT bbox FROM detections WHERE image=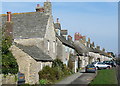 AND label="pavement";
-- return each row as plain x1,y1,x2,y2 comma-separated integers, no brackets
54,69,96,86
